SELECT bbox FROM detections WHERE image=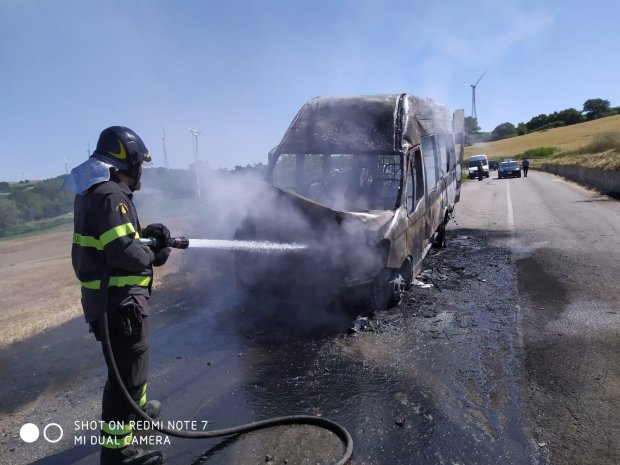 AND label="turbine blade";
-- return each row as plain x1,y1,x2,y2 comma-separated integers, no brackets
475,70,487,86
